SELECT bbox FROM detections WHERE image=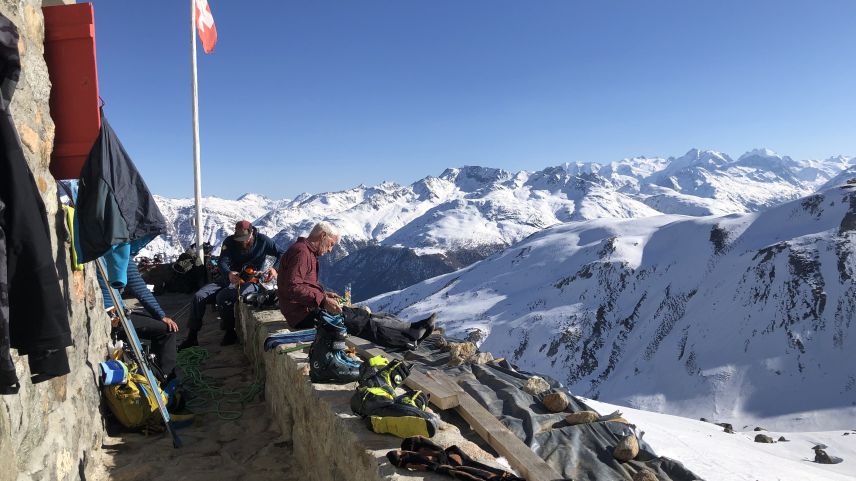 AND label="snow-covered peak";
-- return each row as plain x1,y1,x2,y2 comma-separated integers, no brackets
664,148,732,173
738,147,781,161
736,148,795,167
236,192,271,203
439,165,515,191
